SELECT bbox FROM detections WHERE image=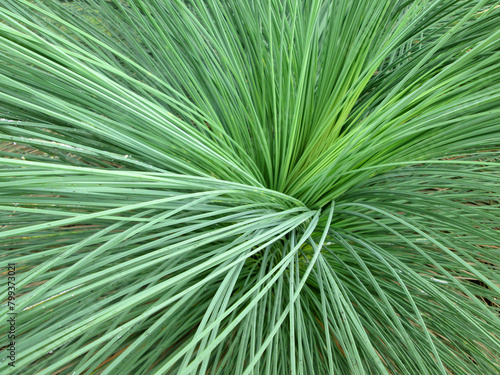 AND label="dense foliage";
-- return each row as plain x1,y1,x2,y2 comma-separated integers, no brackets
1,0,499,374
